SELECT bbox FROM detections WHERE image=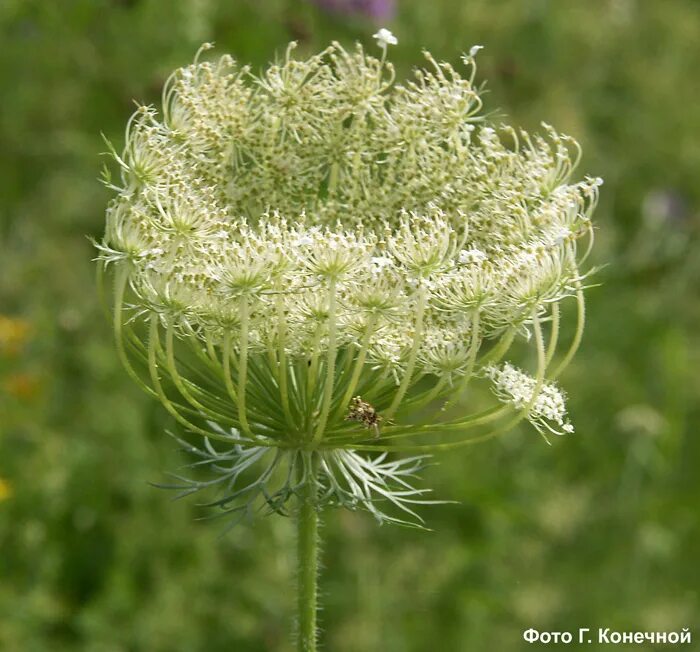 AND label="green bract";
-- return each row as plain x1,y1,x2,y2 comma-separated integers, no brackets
97,40,599,525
